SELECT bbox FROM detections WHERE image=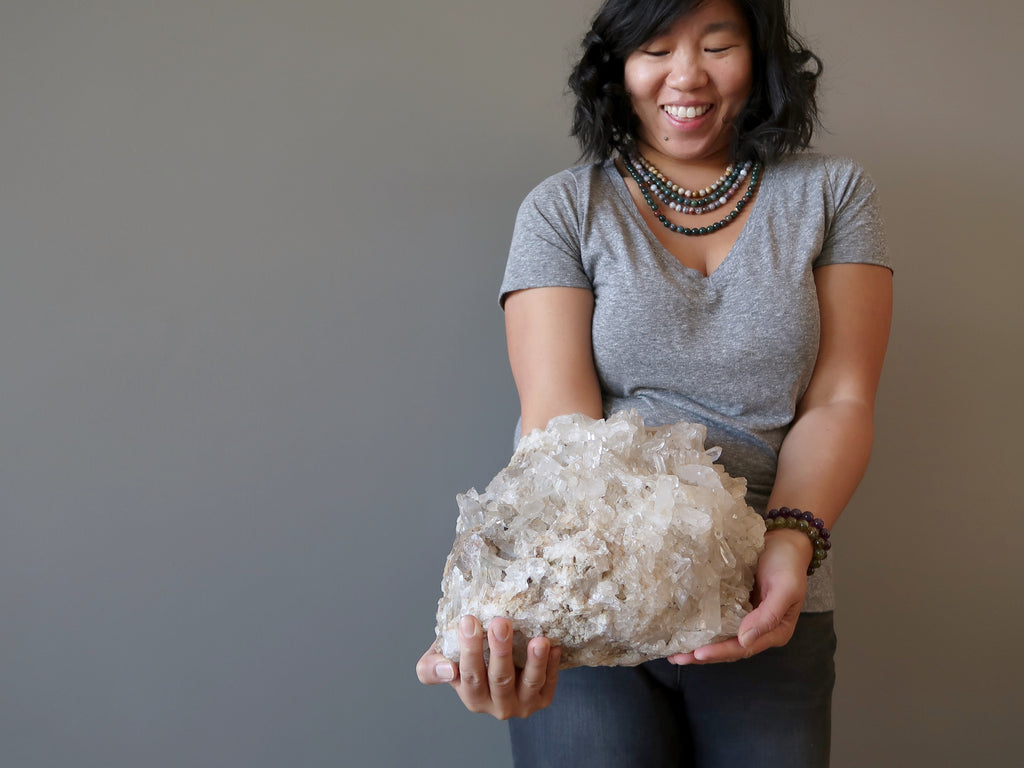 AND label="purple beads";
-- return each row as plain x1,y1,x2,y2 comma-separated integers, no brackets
758,507,832,576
